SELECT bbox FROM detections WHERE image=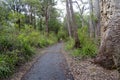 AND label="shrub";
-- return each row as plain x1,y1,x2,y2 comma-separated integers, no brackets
78,27,97,57
0,24,58,78
0,55,12,78
65,27,97,58
19,43,35,61
48,32,58,44
57,27,67,41
38,35,49,47
65,38,74,50
0,51,18,78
